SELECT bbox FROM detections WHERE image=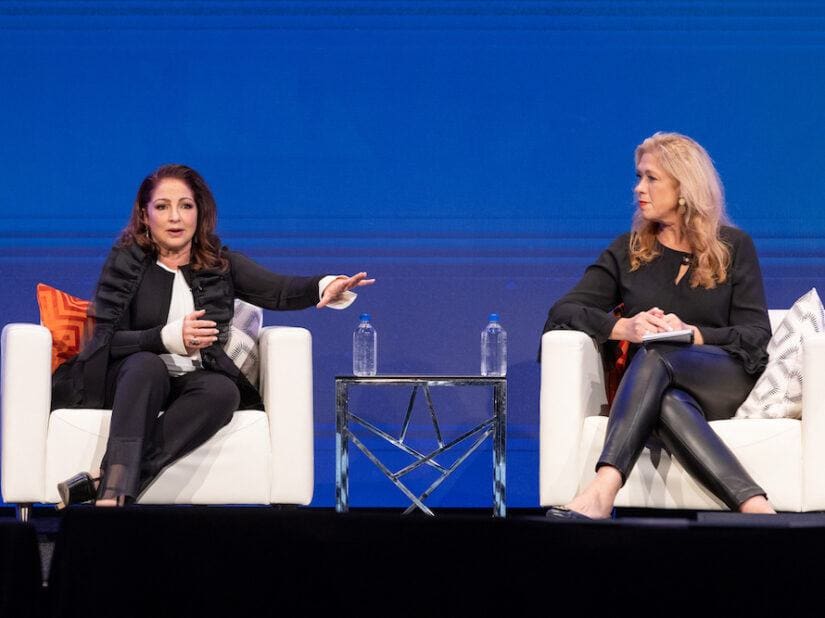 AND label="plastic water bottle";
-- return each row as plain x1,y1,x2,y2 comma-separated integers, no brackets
353,313,378,376
481,313,507,376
